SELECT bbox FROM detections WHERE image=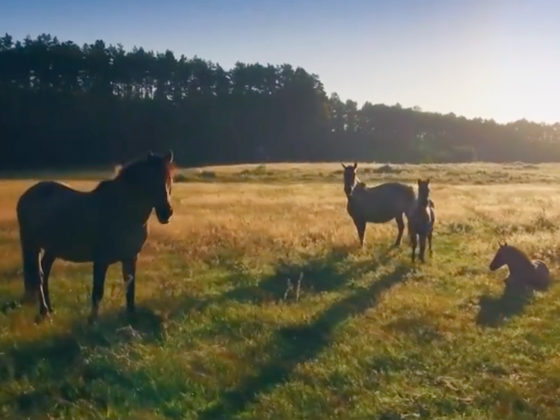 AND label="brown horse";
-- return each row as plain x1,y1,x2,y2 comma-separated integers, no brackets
490,242,550,290
342,163,415,247
17,151,175,322
408,179,435,262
